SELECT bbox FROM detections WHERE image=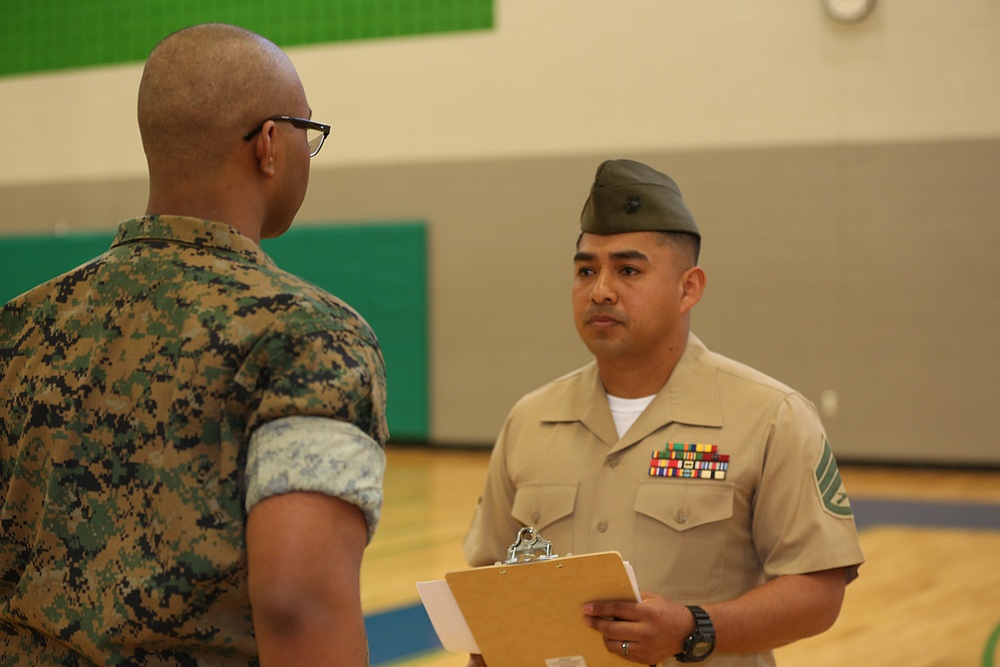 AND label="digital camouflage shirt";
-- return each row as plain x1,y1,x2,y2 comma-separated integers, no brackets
0,216,389,665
